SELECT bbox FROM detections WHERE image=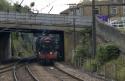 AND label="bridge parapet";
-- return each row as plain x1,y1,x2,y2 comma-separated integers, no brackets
0,11,92,28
